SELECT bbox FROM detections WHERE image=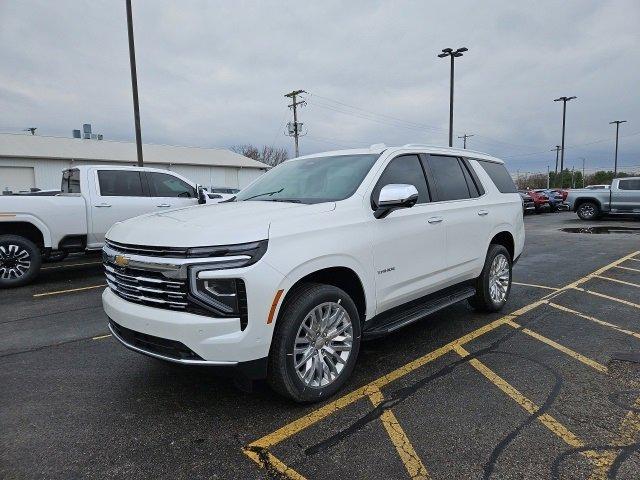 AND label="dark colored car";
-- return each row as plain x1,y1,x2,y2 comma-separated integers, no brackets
519,191,535,214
